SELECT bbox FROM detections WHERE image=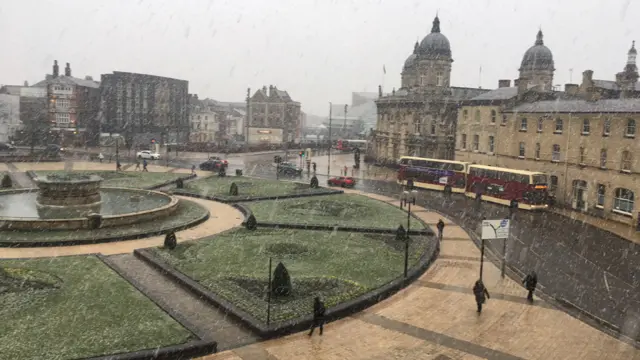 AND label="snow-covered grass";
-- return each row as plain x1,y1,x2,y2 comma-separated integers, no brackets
35,171,183,189
179,176,327,199
247,194,425,229
152,228,431,323
0,255,193,360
